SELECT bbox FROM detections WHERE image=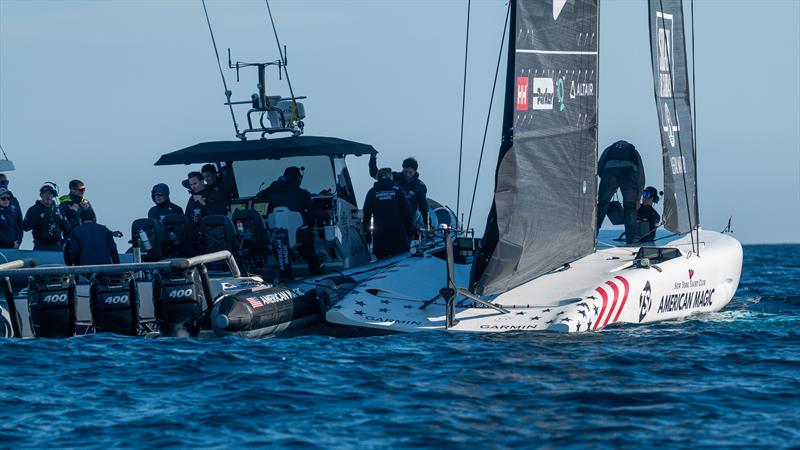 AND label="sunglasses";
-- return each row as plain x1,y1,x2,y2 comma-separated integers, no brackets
75,187,86,193
0,197,10,201
154,193,165,197
642,191,653,198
